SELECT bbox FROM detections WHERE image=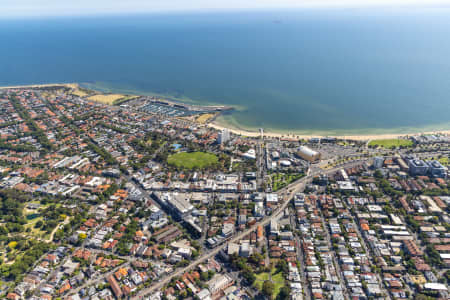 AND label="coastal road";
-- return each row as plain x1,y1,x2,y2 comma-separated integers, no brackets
132,160,368,299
